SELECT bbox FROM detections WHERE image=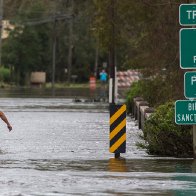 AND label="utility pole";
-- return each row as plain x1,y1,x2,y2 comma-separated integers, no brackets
52,17,57,96
0,0,3,67
109,0,115,105
109,0,121,159
67,0,73,84
190,0,196,158
19,12,71,93
94,37,99,77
